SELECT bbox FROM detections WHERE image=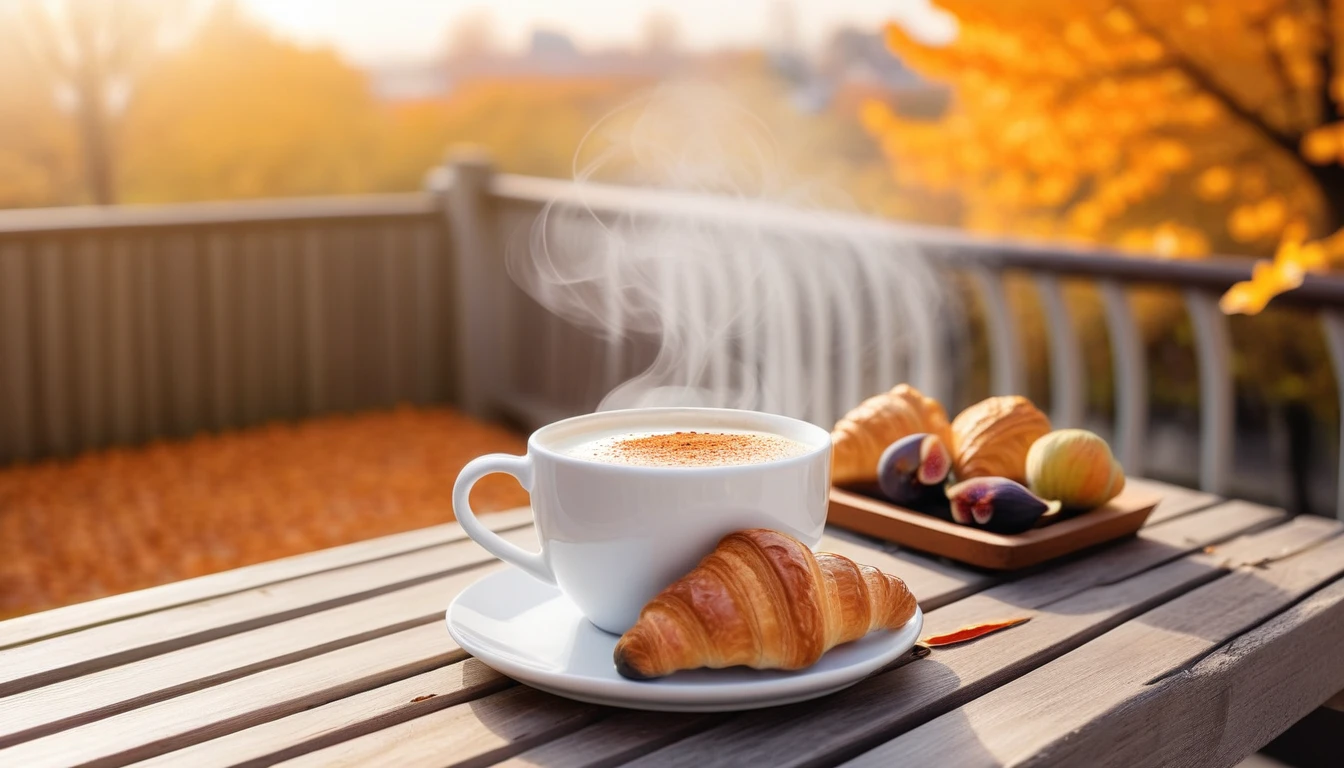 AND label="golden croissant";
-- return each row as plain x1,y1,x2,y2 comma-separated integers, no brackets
613,528,919,679
831,384,952,485
950,395,1051,483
